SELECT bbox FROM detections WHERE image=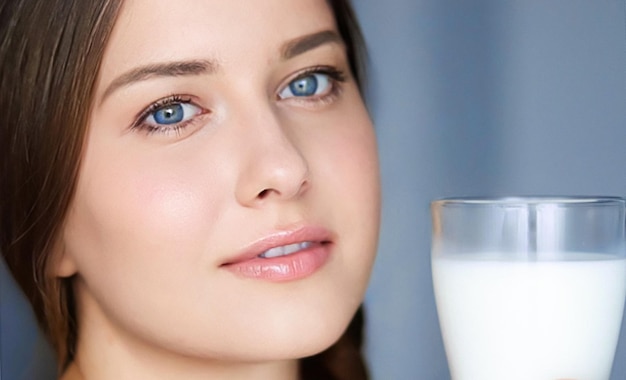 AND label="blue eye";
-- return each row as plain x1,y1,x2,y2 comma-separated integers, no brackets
132,96,208,136
279,73,331,99
145,102,200,126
